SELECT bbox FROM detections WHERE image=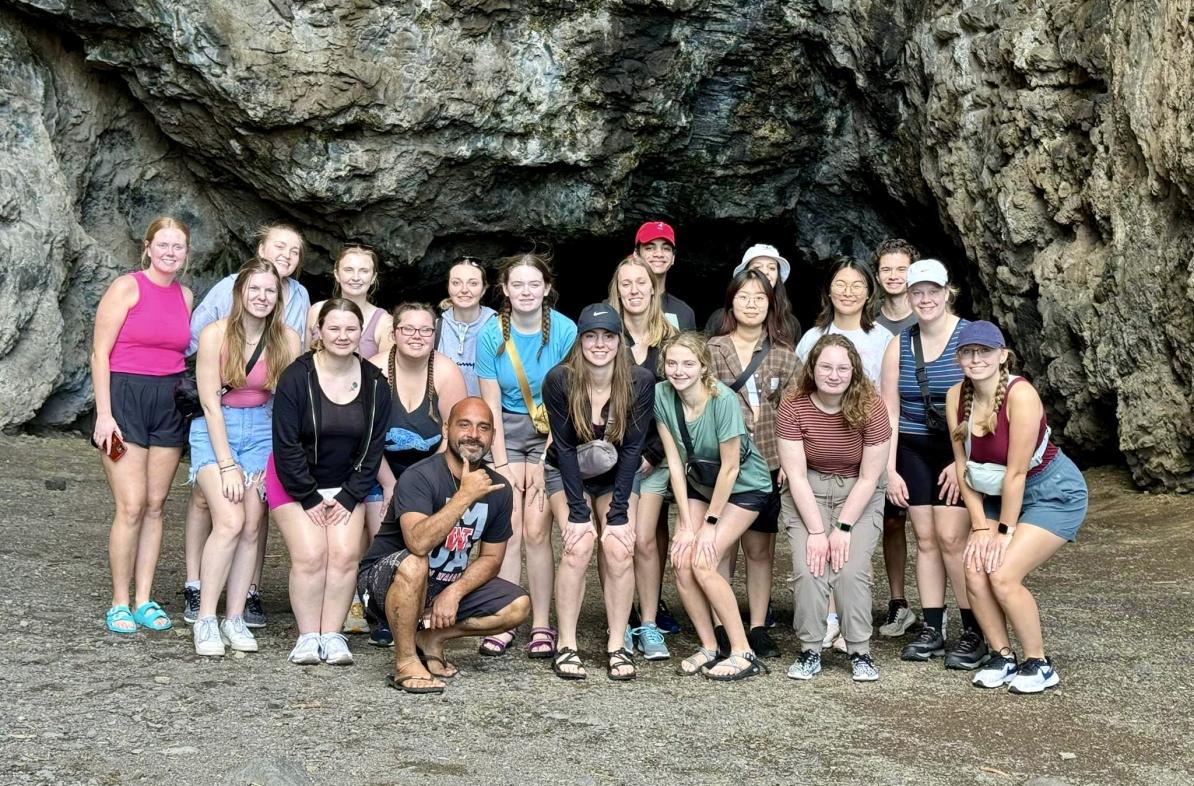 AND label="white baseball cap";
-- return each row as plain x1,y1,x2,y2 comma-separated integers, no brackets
734,244,791,283
906,258,949,287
